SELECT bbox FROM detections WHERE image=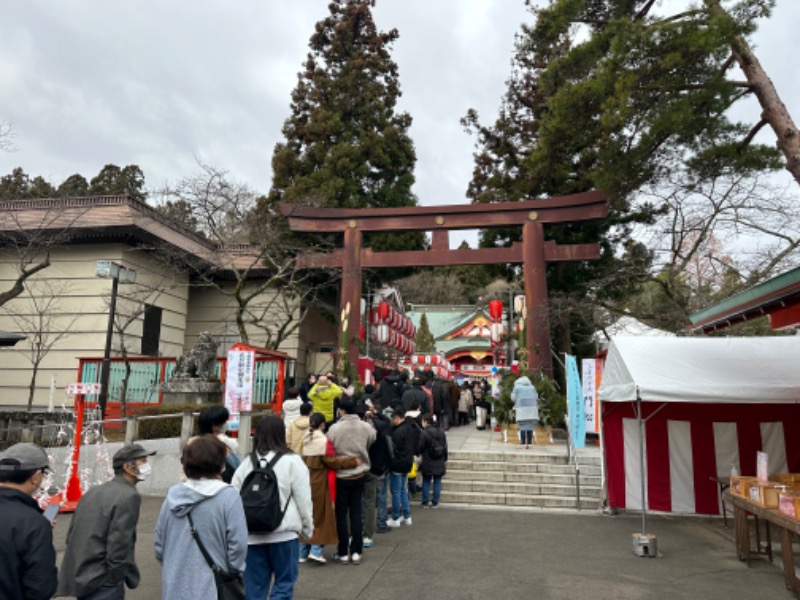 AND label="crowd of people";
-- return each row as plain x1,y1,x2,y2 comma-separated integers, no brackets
1,368,522,600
